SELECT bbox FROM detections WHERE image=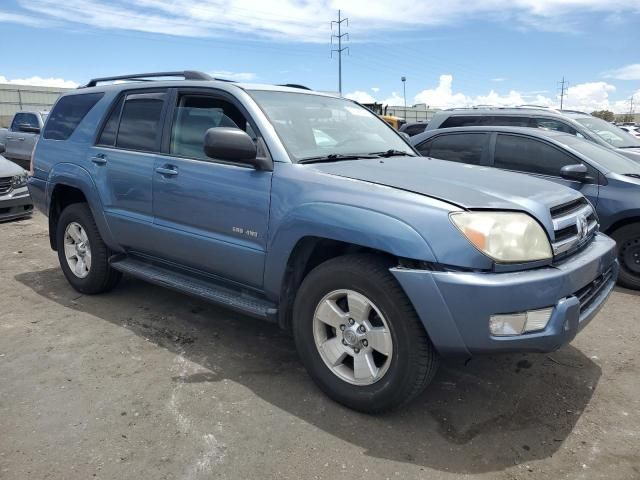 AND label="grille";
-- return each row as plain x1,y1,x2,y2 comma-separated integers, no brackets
0,177,12,195
550,198,598,259
574,267,614,313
